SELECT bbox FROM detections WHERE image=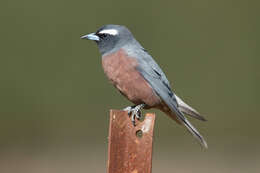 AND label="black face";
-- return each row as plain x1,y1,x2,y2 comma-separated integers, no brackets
95,32,109,40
